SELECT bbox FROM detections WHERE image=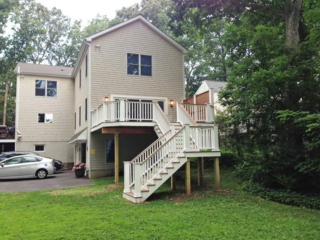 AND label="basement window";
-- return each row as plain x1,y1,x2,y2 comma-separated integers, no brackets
35,145,45,152
38,113,53,123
